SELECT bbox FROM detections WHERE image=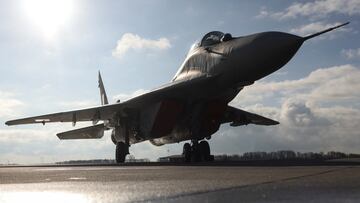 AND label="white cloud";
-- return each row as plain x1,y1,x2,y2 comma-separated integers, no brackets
223,64,360,153
255,7,269,19
279,98,330,127
290,21,350,39
341,48,360,59
0,91,24,119
233,64,360,106
0,129,55,143
258,0,360,20
112,33,171,59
